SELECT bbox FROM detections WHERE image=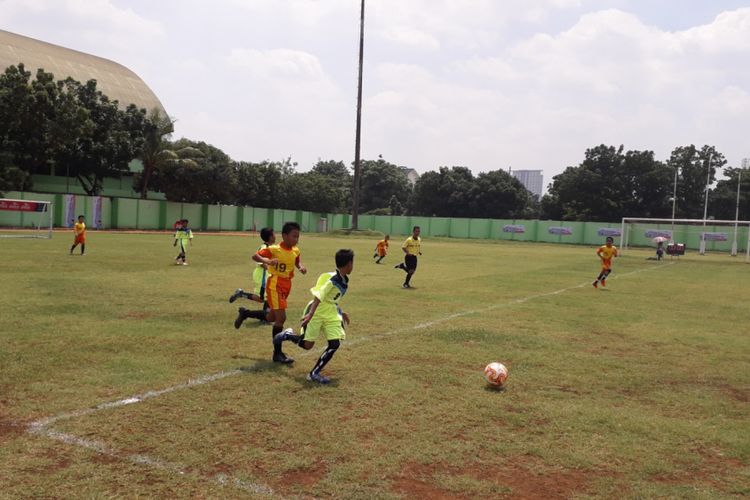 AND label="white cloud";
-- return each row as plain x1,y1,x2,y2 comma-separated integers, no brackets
227,48,326,80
